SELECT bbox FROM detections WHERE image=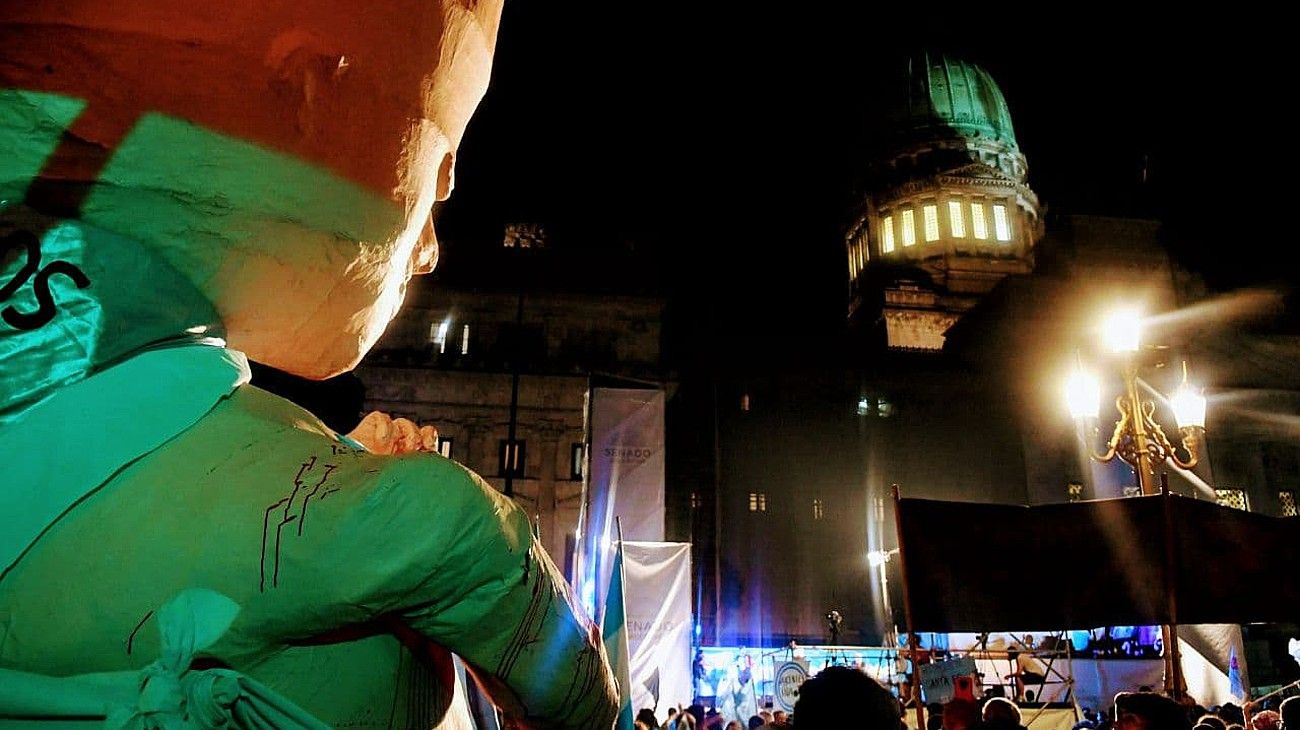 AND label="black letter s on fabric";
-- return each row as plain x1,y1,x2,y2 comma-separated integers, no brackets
0,230,91,330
